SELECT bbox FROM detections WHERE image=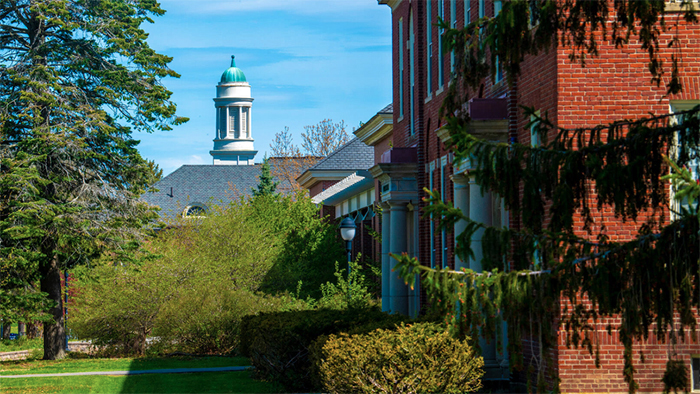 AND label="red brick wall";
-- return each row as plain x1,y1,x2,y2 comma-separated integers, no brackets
388,0,700,391
307,180,339,198
553,13,700,392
